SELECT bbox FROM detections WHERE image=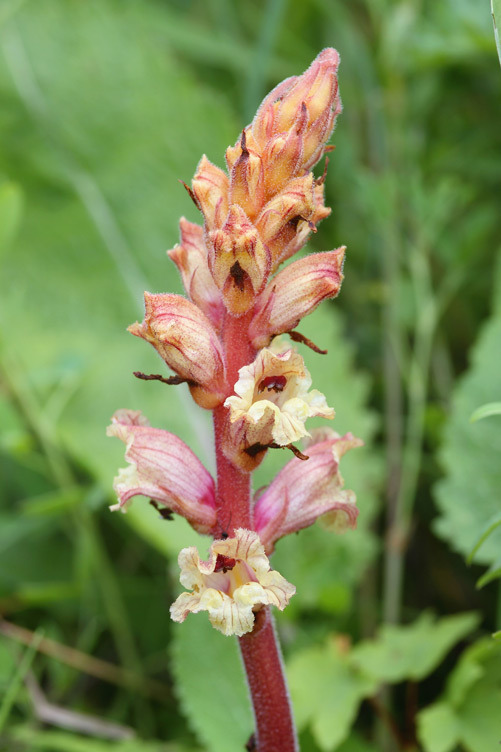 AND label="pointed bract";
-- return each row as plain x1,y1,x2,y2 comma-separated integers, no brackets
170,528,295,636
107,409,217,534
